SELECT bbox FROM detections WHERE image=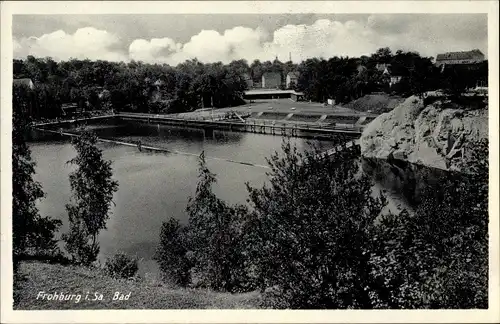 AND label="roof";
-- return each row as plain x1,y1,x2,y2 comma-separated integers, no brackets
13,78,33,87
376,63,391,71
436,49,484,61
244,89,300,95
